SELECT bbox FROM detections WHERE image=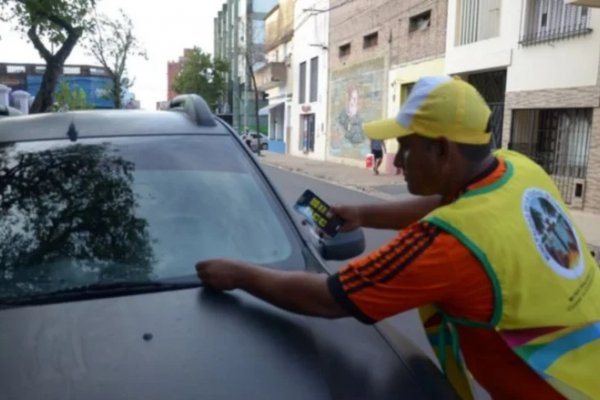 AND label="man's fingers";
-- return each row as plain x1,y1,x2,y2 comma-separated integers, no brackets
195,260,216,282
195,261,206,280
